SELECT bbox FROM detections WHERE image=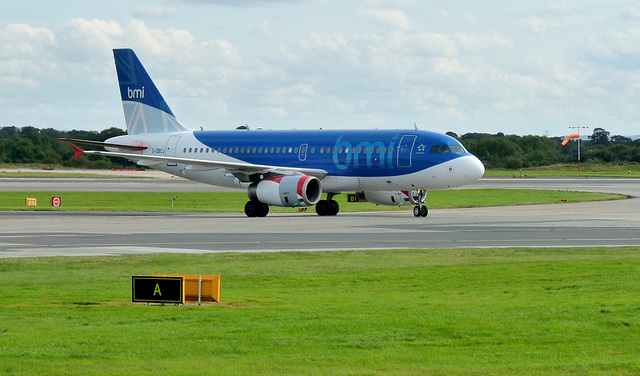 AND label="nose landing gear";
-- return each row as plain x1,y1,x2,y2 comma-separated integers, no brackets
413,205,428,217
413,189,428,217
